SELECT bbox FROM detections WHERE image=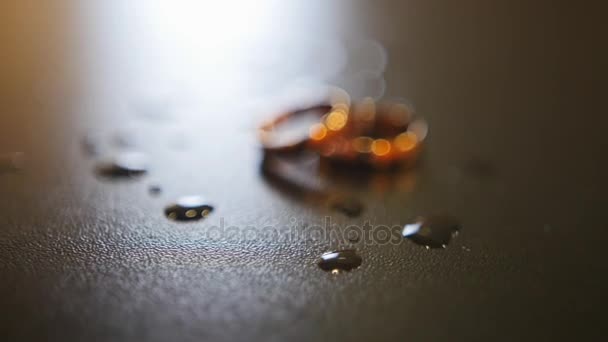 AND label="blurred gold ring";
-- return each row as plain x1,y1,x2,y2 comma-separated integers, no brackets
306,99,428,167
258,105,333,153
258,91,428,167
258,86,352,153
